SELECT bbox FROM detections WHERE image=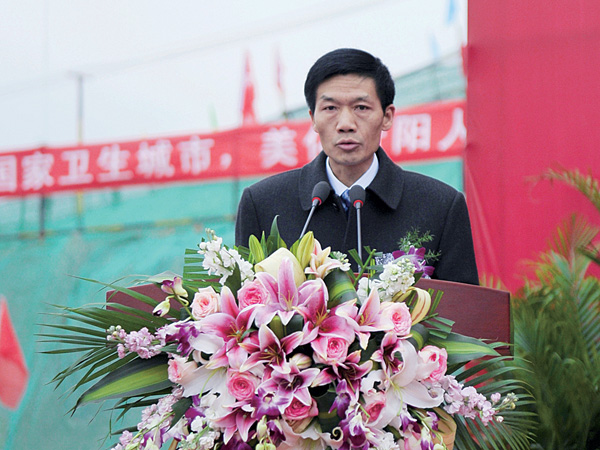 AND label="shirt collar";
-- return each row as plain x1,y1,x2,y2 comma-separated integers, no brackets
325,154,379,196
